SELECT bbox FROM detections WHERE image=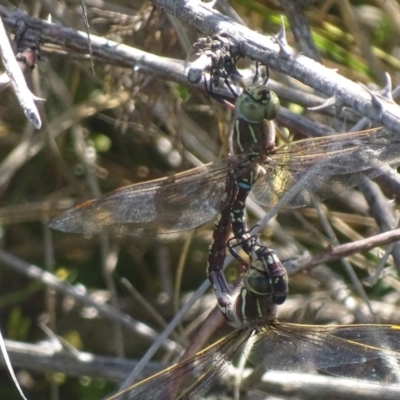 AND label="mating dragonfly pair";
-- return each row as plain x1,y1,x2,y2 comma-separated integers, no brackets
51,72,400,397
